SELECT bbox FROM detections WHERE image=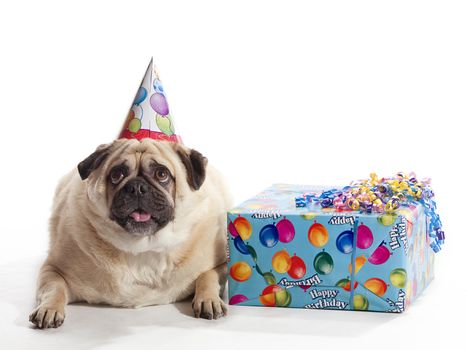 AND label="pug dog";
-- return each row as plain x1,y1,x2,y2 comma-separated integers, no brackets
29,138,232,329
